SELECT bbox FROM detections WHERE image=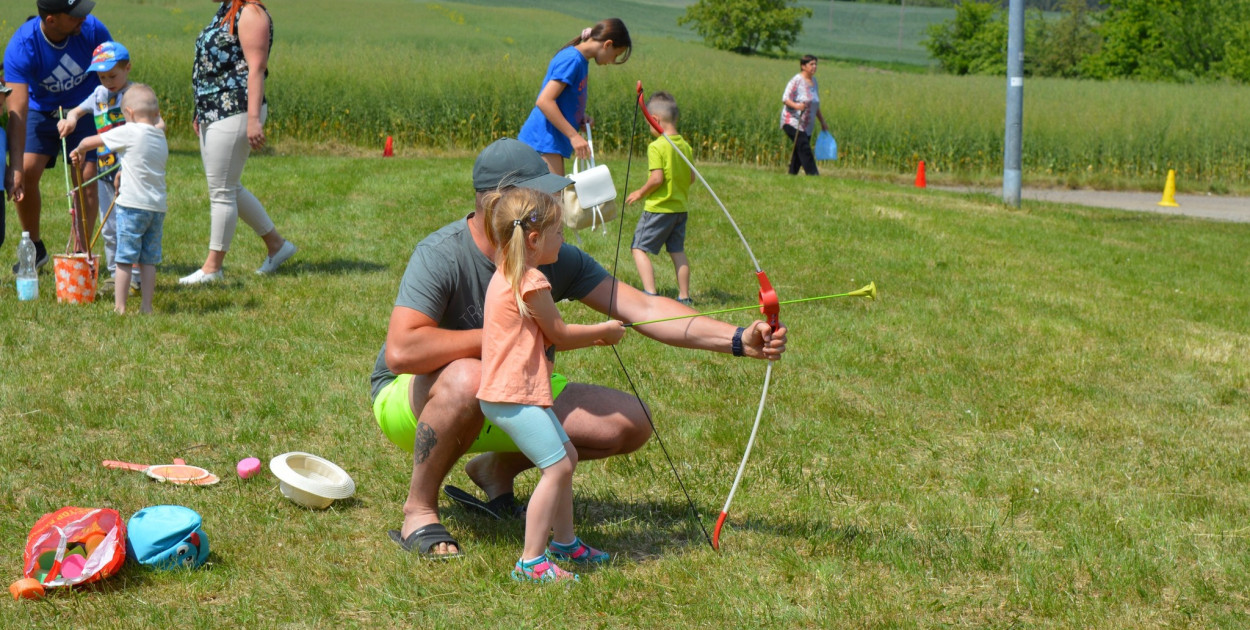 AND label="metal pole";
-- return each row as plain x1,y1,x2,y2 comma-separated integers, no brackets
898,0,905,52
1003,0,1024,207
